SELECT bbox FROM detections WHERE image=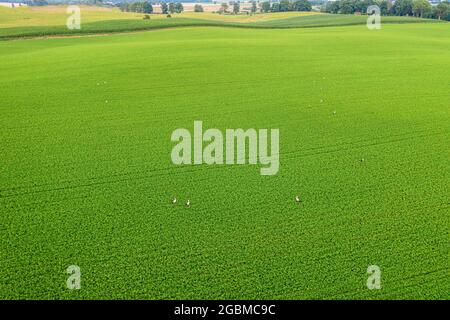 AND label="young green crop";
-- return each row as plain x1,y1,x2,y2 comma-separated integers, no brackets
0,23,449,299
